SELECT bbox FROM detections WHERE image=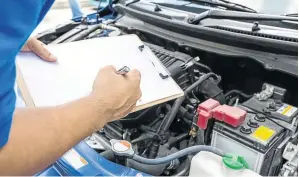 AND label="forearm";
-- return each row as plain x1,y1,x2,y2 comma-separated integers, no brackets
0,95,109,175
